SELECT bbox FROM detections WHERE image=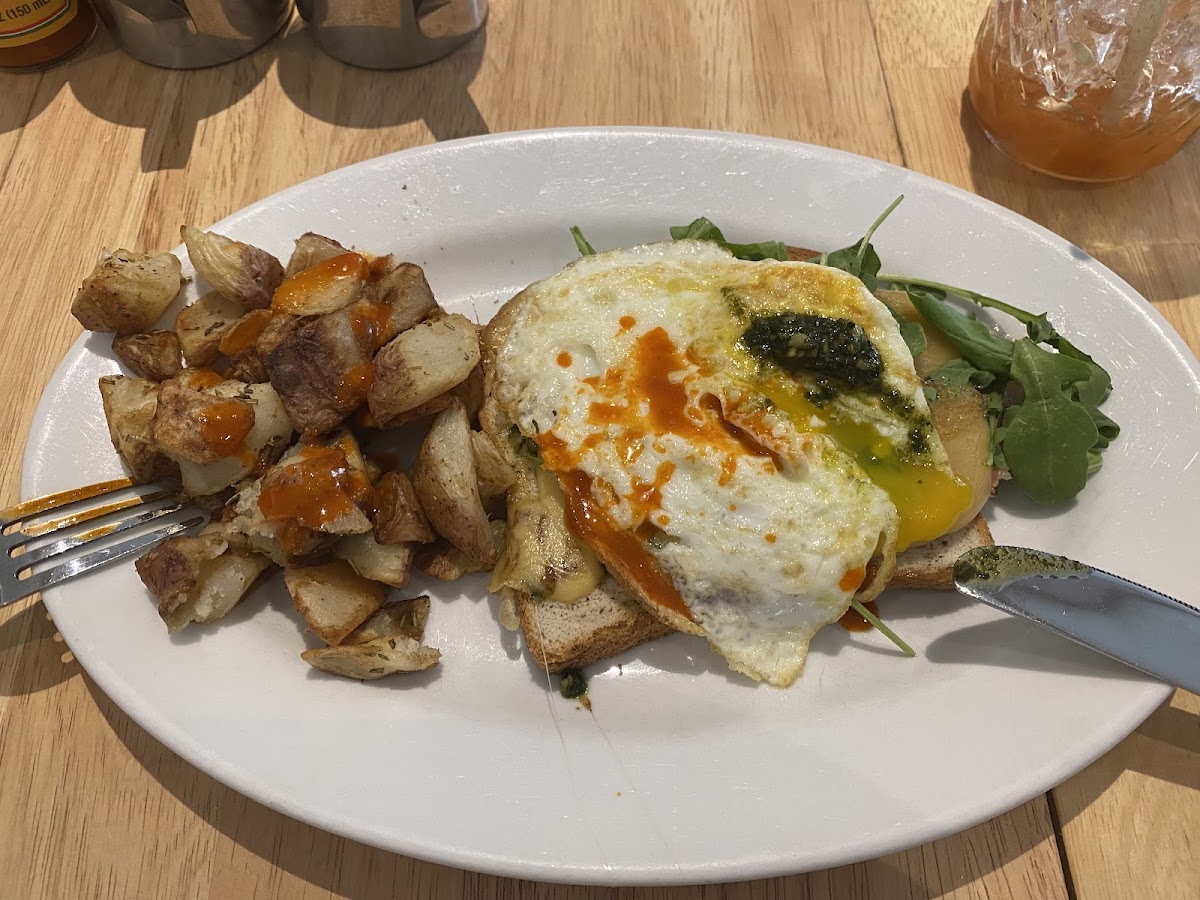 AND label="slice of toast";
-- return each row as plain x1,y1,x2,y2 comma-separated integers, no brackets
519,578,673,674
519,516,994,673
888,514,993,590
